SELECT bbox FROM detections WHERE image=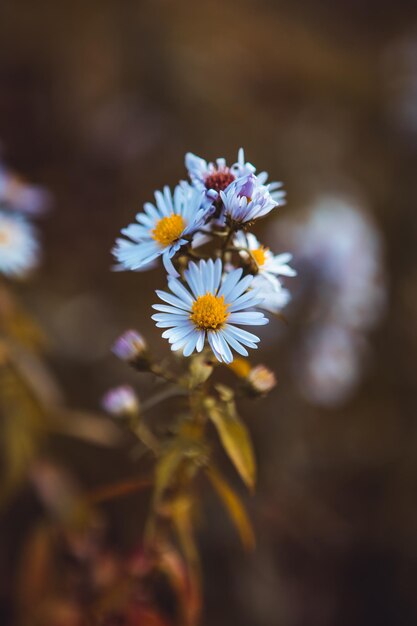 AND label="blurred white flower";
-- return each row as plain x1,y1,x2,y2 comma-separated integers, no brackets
280,195,386,407
102,385,139,417
294,324,365,407
0,210,39,278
